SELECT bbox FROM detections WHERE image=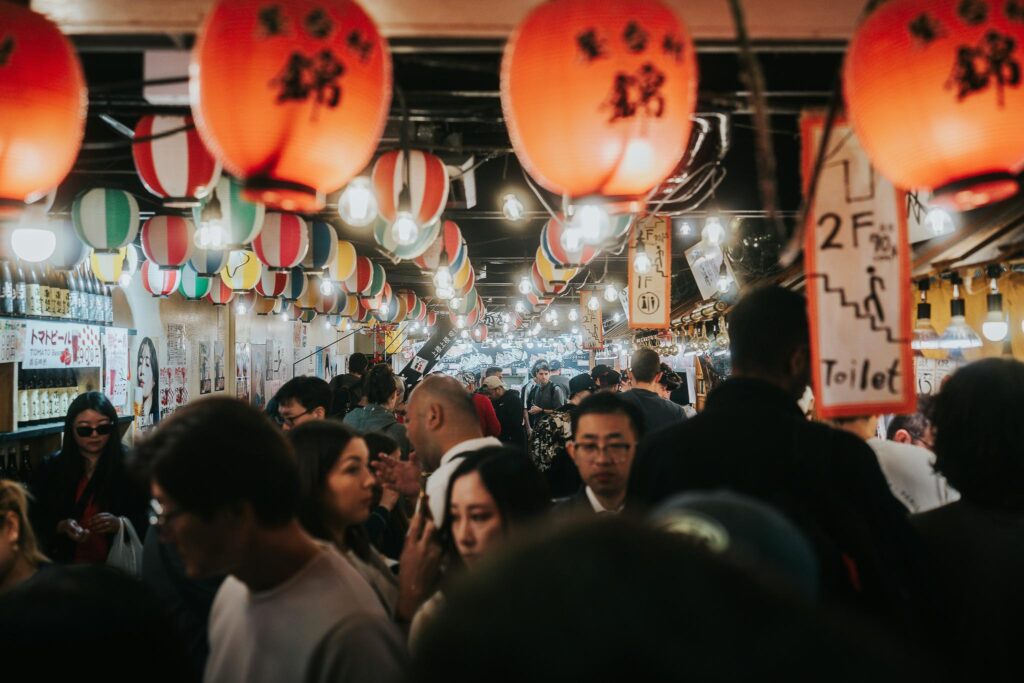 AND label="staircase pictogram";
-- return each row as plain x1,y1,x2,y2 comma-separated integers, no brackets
808,271,909,344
